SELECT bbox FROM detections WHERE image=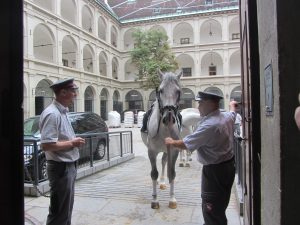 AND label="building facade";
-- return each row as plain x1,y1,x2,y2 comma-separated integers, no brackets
23,0,240,119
